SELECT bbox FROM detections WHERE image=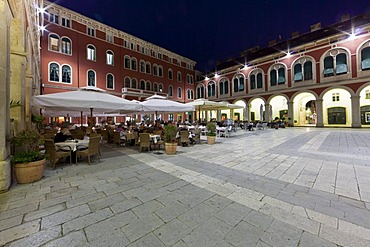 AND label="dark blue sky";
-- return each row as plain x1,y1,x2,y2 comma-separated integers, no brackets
49,0,370,72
